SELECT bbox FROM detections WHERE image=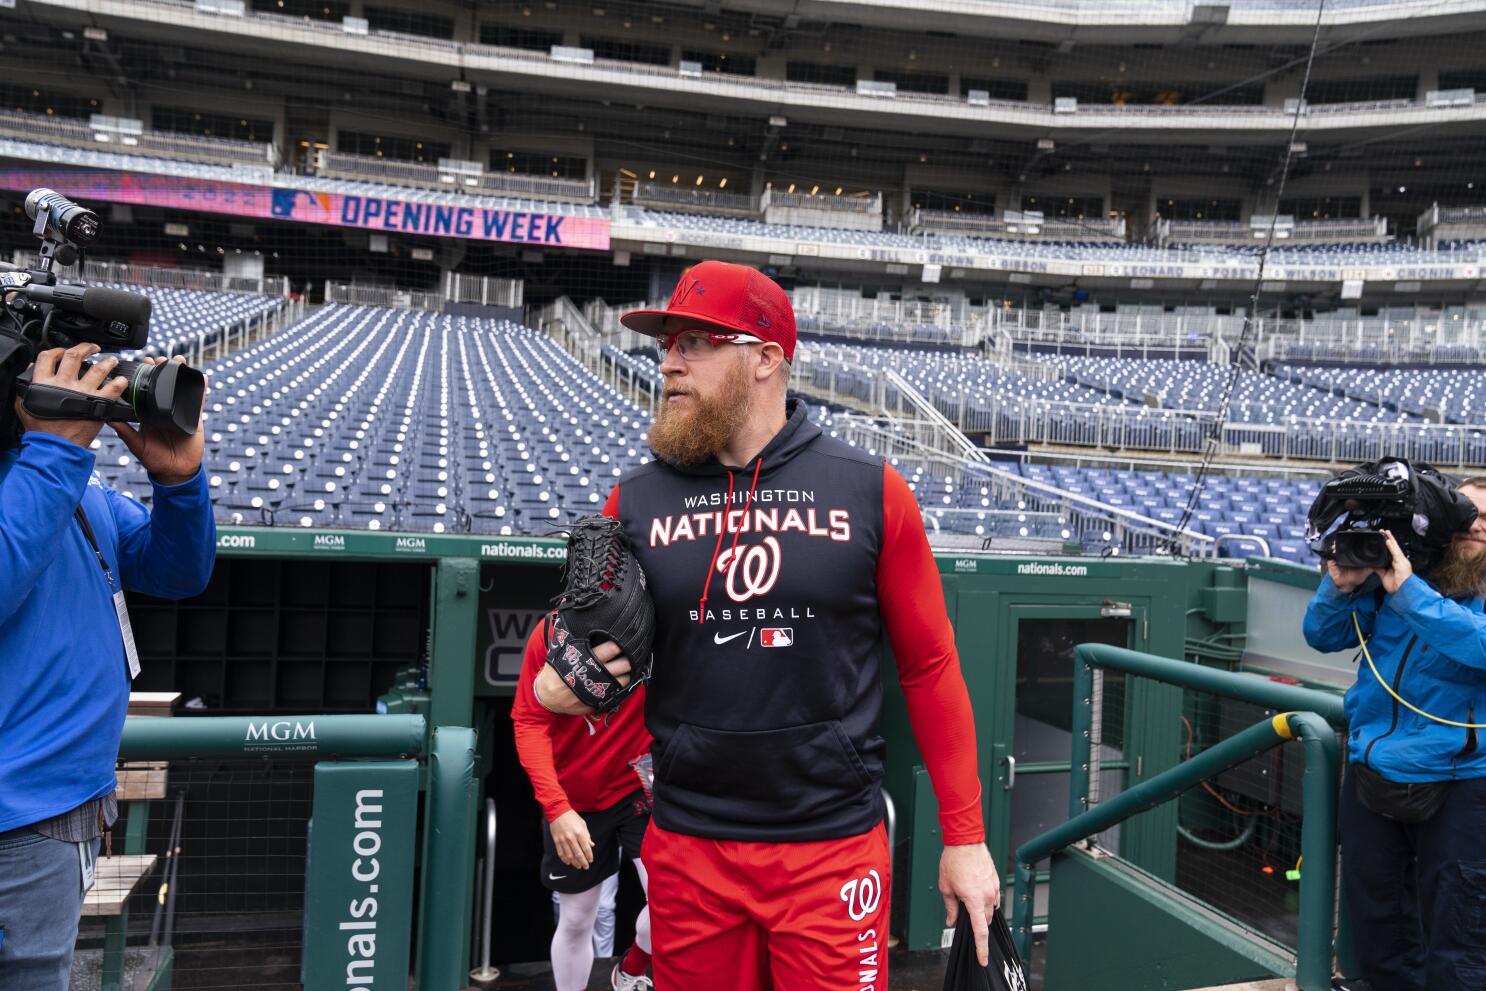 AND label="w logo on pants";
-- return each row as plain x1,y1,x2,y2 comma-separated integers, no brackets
839,869,882,922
